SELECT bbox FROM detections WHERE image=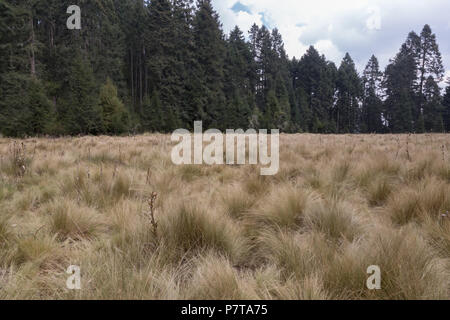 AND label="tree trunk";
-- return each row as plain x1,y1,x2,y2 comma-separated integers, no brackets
418,49,428,111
